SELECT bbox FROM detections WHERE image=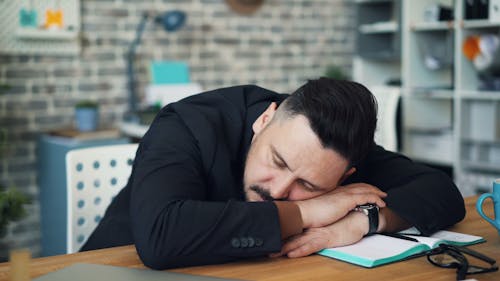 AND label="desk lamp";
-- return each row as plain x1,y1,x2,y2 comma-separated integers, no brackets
125,10,187,123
